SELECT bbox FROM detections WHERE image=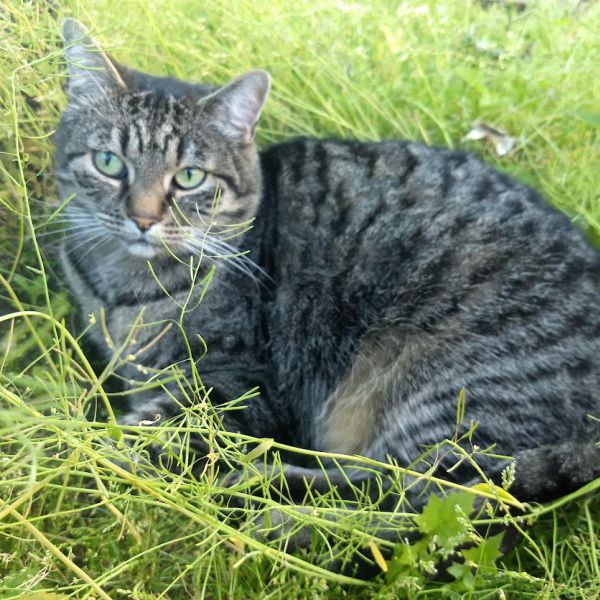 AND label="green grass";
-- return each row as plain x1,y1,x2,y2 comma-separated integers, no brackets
1,0,600,597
